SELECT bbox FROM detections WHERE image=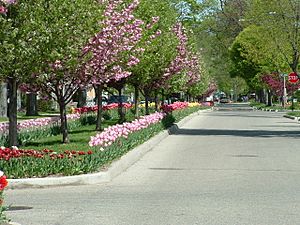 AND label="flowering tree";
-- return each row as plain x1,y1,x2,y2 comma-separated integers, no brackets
261,72,300,97
145,22,202,110
0,0,102,145
83,0,147,130
128,0,179,116
200,82,218,101
18,1,102,144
